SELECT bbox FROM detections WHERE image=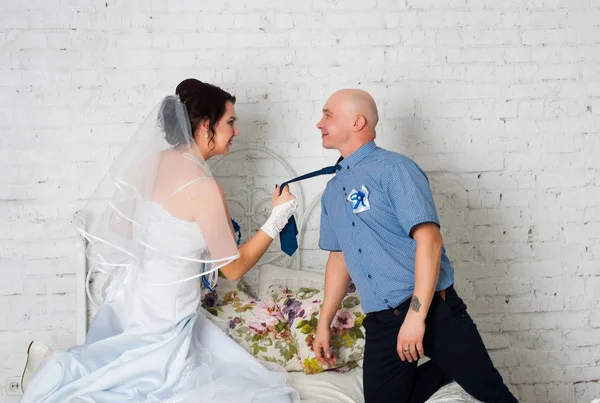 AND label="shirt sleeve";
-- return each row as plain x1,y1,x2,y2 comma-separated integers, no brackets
318,195,341,251
384,160,440,236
